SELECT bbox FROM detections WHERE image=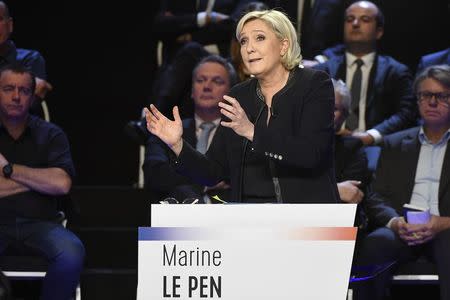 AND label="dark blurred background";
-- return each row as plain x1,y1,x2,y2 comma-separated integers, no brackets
7,1,160,186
